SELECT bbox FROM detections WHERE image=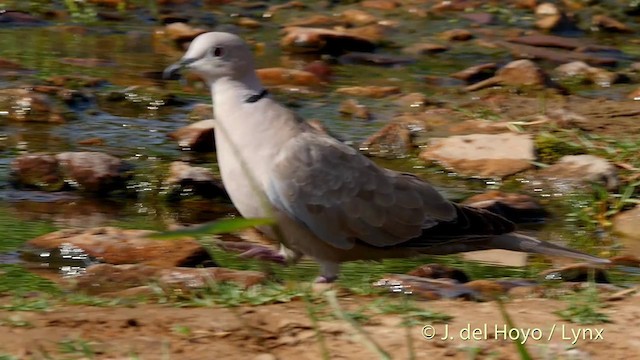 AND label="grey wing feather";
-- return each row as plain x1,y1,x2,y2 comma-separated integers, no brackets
266,131,456,250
